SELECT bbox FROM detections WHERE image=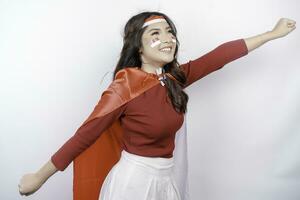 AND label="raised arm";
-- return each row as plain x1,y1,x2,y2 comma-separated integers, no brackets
244,18,296,52
180,39,249,88
180,18,296,88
